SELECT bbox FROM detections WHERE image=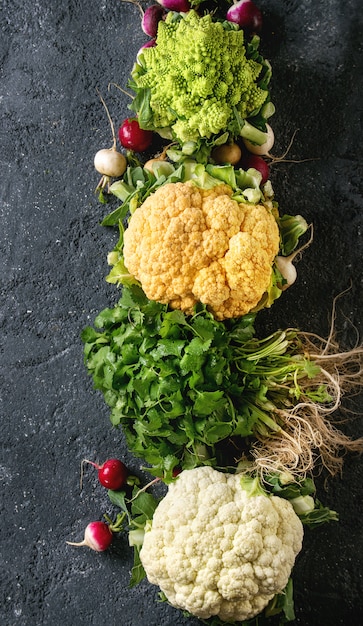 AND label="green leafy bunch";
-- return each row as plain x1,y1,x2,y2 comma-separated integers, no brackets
129,10,273,147
82,285,330,481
